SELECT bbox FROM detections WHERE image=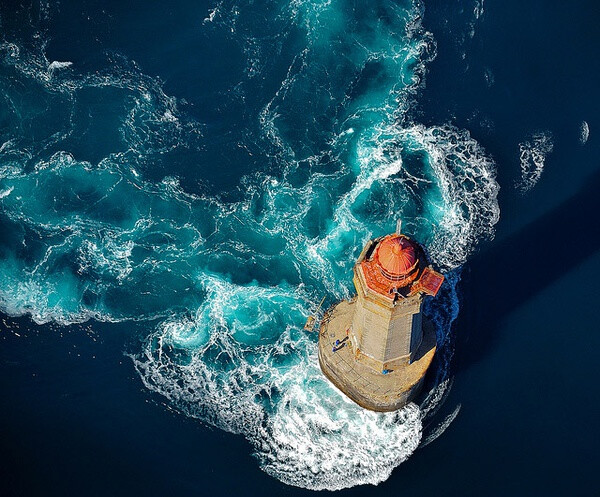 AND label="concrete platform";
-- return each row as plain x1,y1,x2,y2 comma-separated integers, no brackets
318,300,436,412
